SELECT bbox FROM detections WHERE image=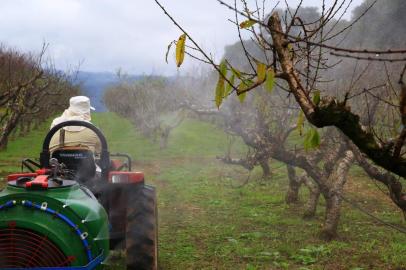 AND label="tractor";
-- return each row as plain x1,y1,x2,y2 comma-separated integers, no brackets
0,120,158,270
